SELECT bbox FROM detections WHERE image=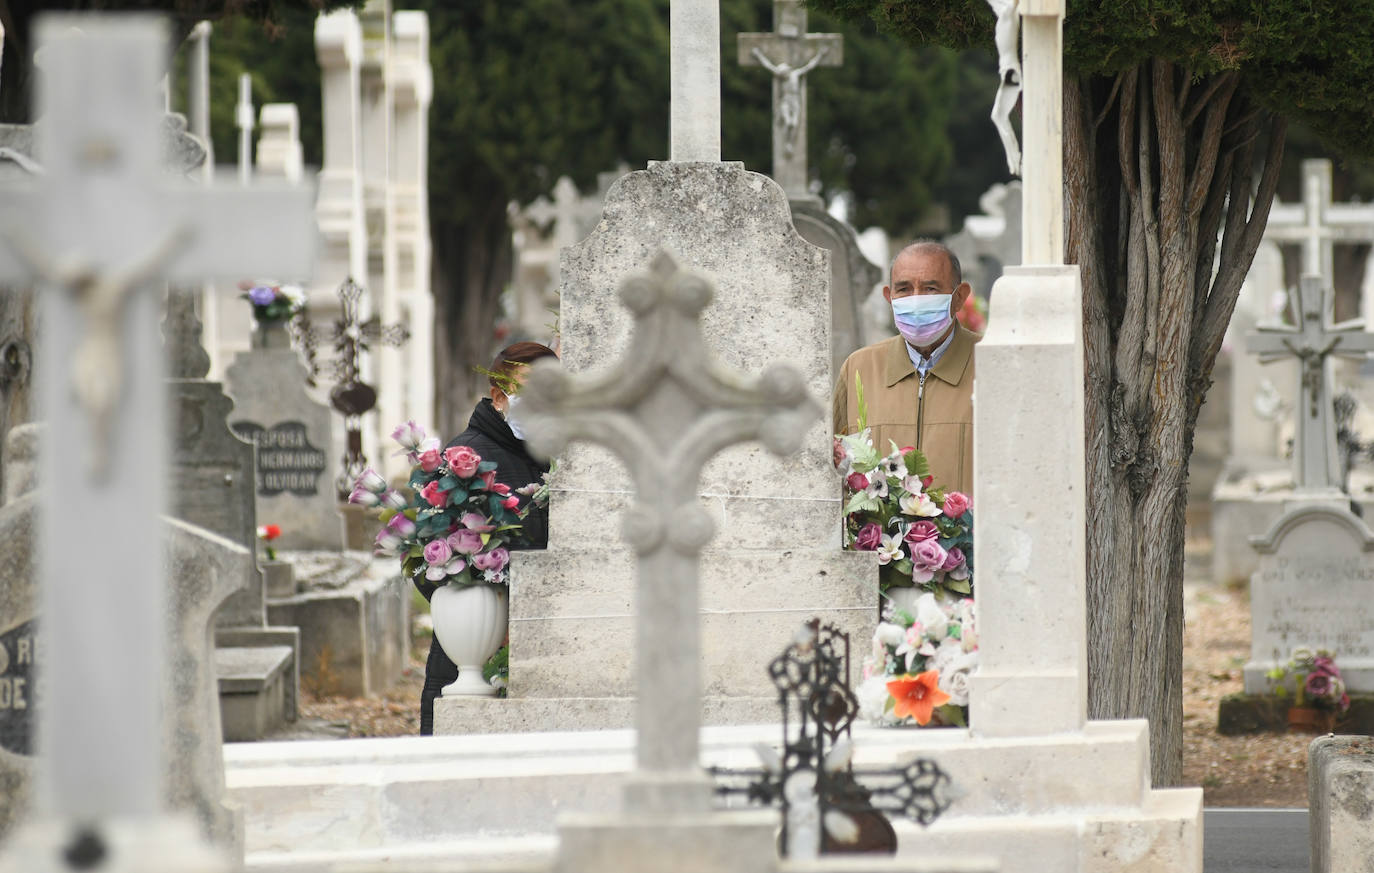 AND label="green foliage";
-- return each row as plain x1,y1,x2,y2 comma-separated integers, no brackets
811,0,1374,160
